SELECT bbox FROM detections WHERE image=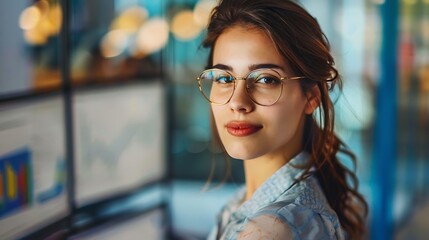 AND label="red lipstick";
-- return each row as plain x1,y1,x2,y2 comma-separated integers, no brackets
225,121,262,137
